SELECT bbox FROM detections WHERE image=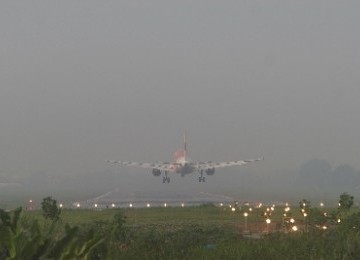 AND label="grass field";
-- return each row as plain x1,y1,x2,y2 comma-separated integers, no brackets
23,203,333,232
3,203,360,259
